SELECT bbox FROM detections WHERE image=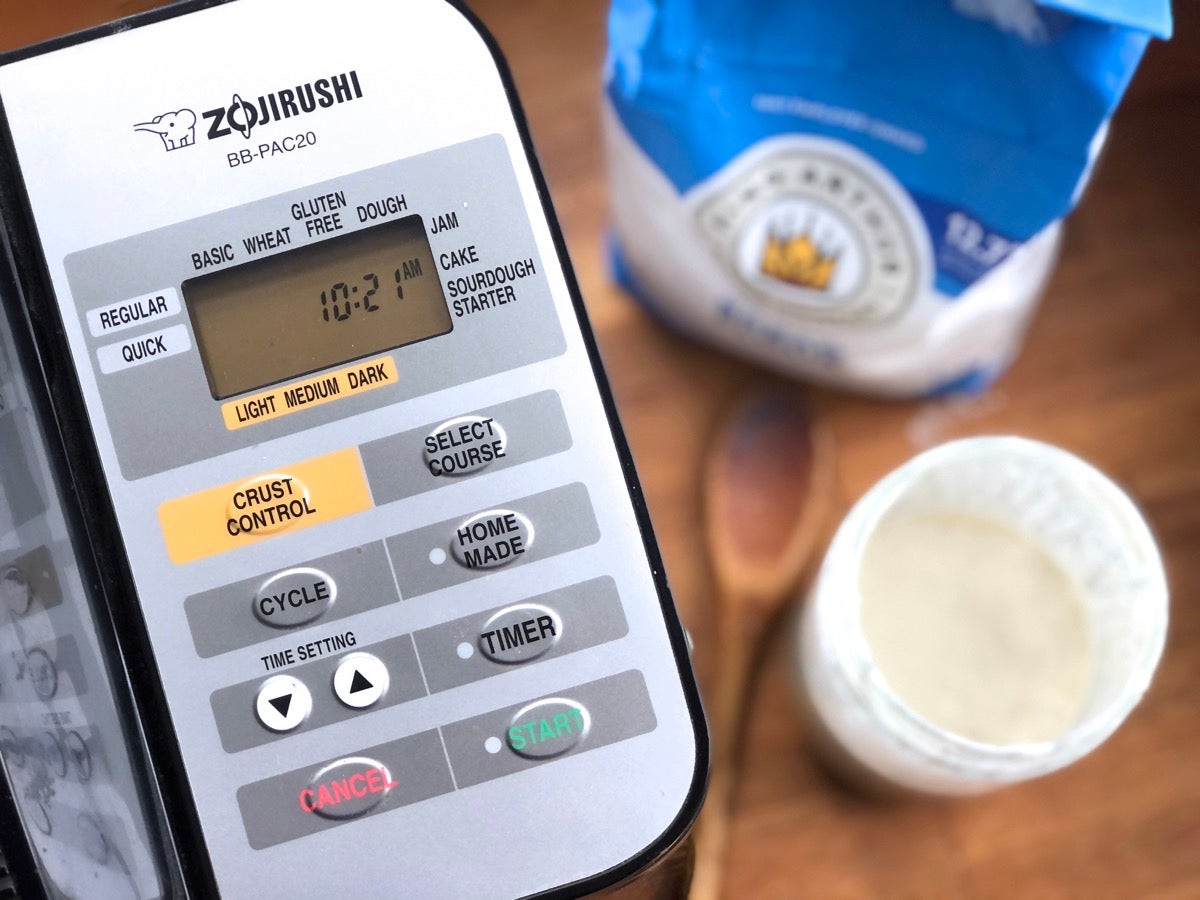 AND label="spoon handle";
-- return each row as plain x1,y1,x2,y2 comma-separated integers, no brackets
689,595,763,900
690,389,831,900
